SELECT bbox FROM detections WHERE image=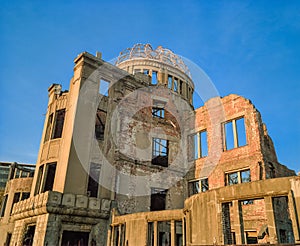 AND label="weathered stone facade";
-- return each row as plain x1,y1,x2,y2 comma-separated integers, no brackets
0,44,298,246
